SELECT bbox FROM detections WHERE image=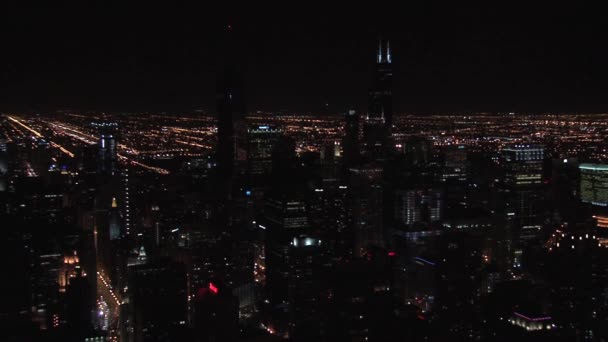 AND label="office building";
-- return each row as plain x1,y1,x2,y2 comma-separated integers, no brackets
441,145,468,182
500,144,545,228
97,123,118,176
580,163,608,207
502,144,544,187
394,189,443,227
247,125,282,176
